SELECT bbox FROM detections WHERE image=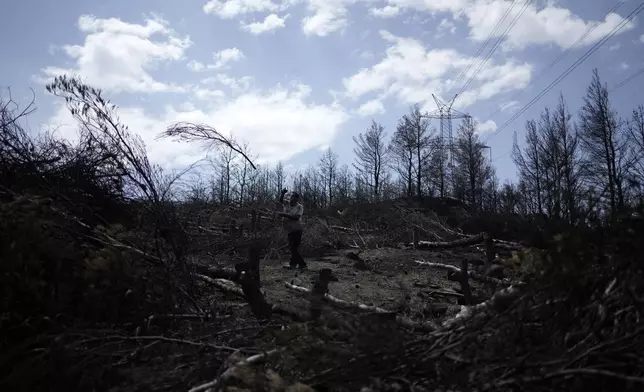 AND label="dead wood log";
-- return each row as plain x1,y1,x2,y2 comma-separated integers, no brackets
431,219,524,250
193,264,240,282
284,282,437,332
188,348,286,392
442,285,522,329
409,233,485,249
196,274,244,296
493,238,524,250
196,274,308,322
414,260,513,286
